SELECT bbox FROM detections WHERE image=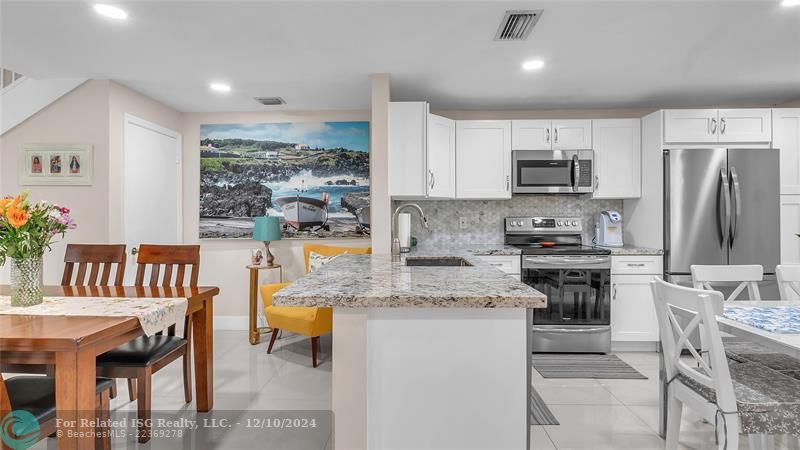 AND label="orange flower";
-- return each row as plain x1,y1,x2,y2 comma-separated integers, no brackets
6,207,29,229
0,198,12,214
